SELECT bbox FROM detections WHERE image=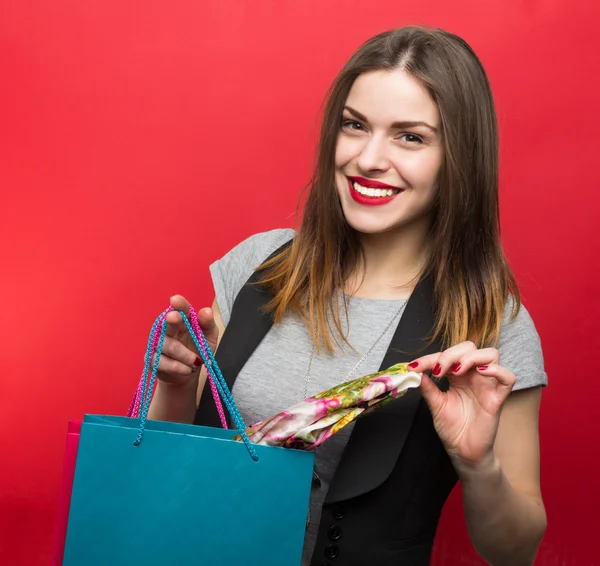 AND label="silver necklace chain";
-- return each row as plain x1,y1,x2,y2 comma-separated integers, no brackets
302,301,408,399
